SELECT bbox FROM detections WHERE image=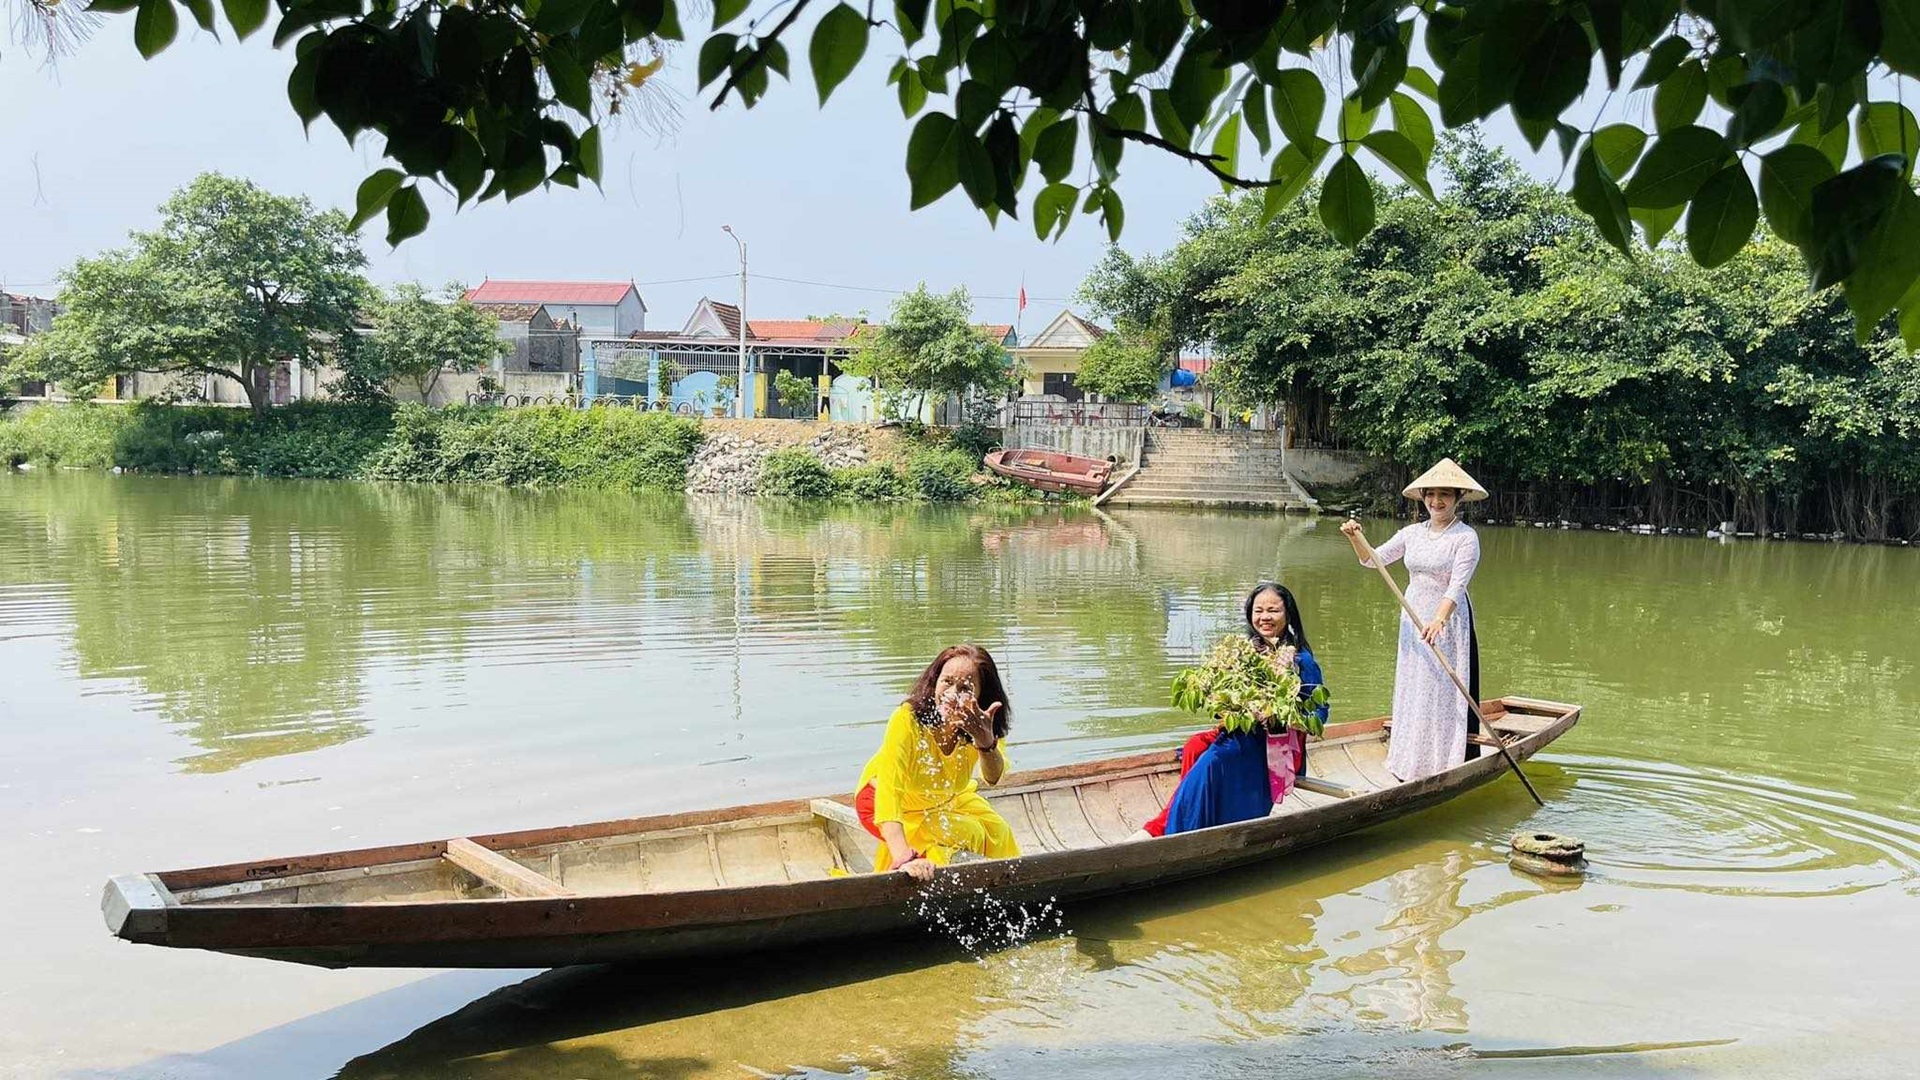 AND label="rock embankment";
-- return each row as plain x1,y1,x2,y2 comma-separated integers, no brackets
685,423,874,495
